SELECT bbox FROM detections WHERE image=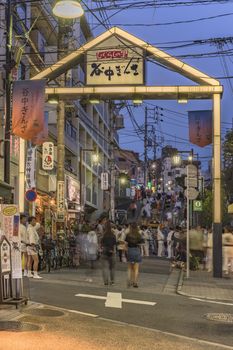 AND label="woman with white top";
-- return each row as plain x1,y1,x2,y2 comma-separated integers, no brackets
27,216,42,279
